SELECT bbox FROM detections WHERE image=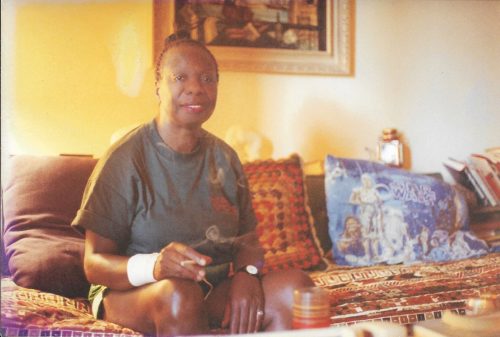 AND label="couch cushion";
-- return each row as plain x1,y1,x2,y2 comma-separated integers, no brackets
309,253,500,326
324,155,489,267
243,154,326,273
2,155,97,298
0,277,142,336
